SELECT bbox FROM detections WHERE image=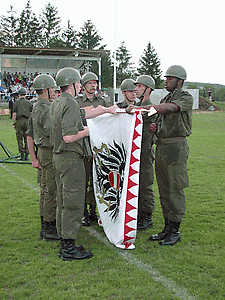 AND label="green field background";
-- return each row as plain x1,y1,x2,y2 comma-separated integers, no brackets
0,111,224,299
